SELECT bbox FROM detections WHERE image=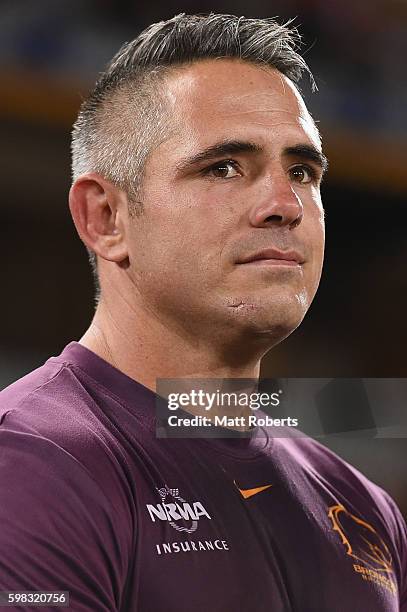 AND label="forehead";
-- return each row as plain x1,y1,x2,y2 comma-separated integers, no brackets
161,59,320,151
